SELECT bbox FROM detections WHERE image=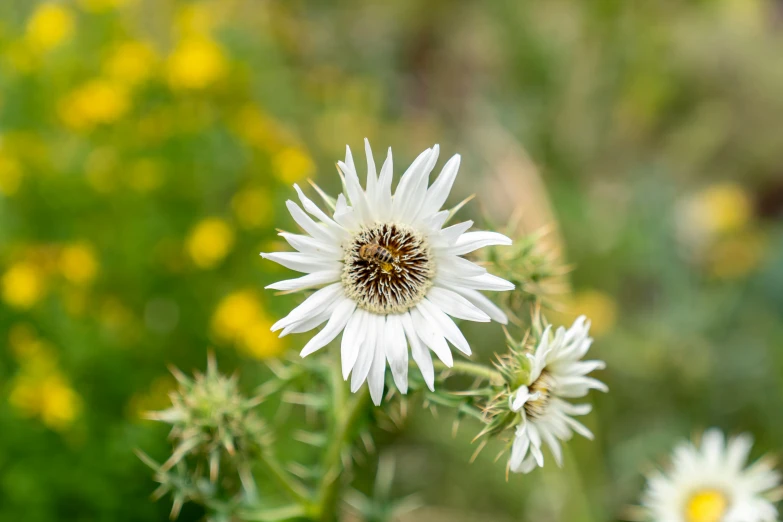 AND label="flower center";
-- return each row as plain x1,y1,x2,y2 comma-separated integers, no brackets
685,489,728,522
342,223,433,315
524,371,555,419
